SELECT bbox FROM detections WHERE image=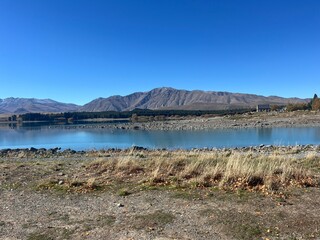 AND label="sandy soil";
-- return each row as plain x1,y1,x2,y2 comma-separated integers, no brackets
1,187,320,240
